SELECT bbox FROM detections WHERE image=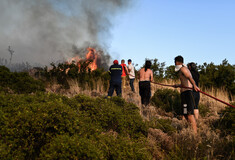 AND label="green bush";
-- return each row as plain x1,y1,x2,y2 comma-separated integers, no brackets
40,63,110,91
73,95,148,138
155,119,176,134
213,103,235,136
0,65,45,93
198,103,210,117
39,135,104,159
0,93,151,159
39,134,151,160
151,89,181,116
